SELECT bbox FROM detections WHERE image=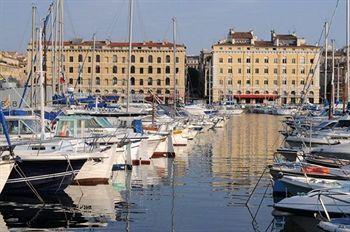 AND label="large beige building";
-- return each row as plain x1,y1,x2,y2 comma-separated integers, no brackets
210,29,320,104
27,39,186,102
0,51,27,86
